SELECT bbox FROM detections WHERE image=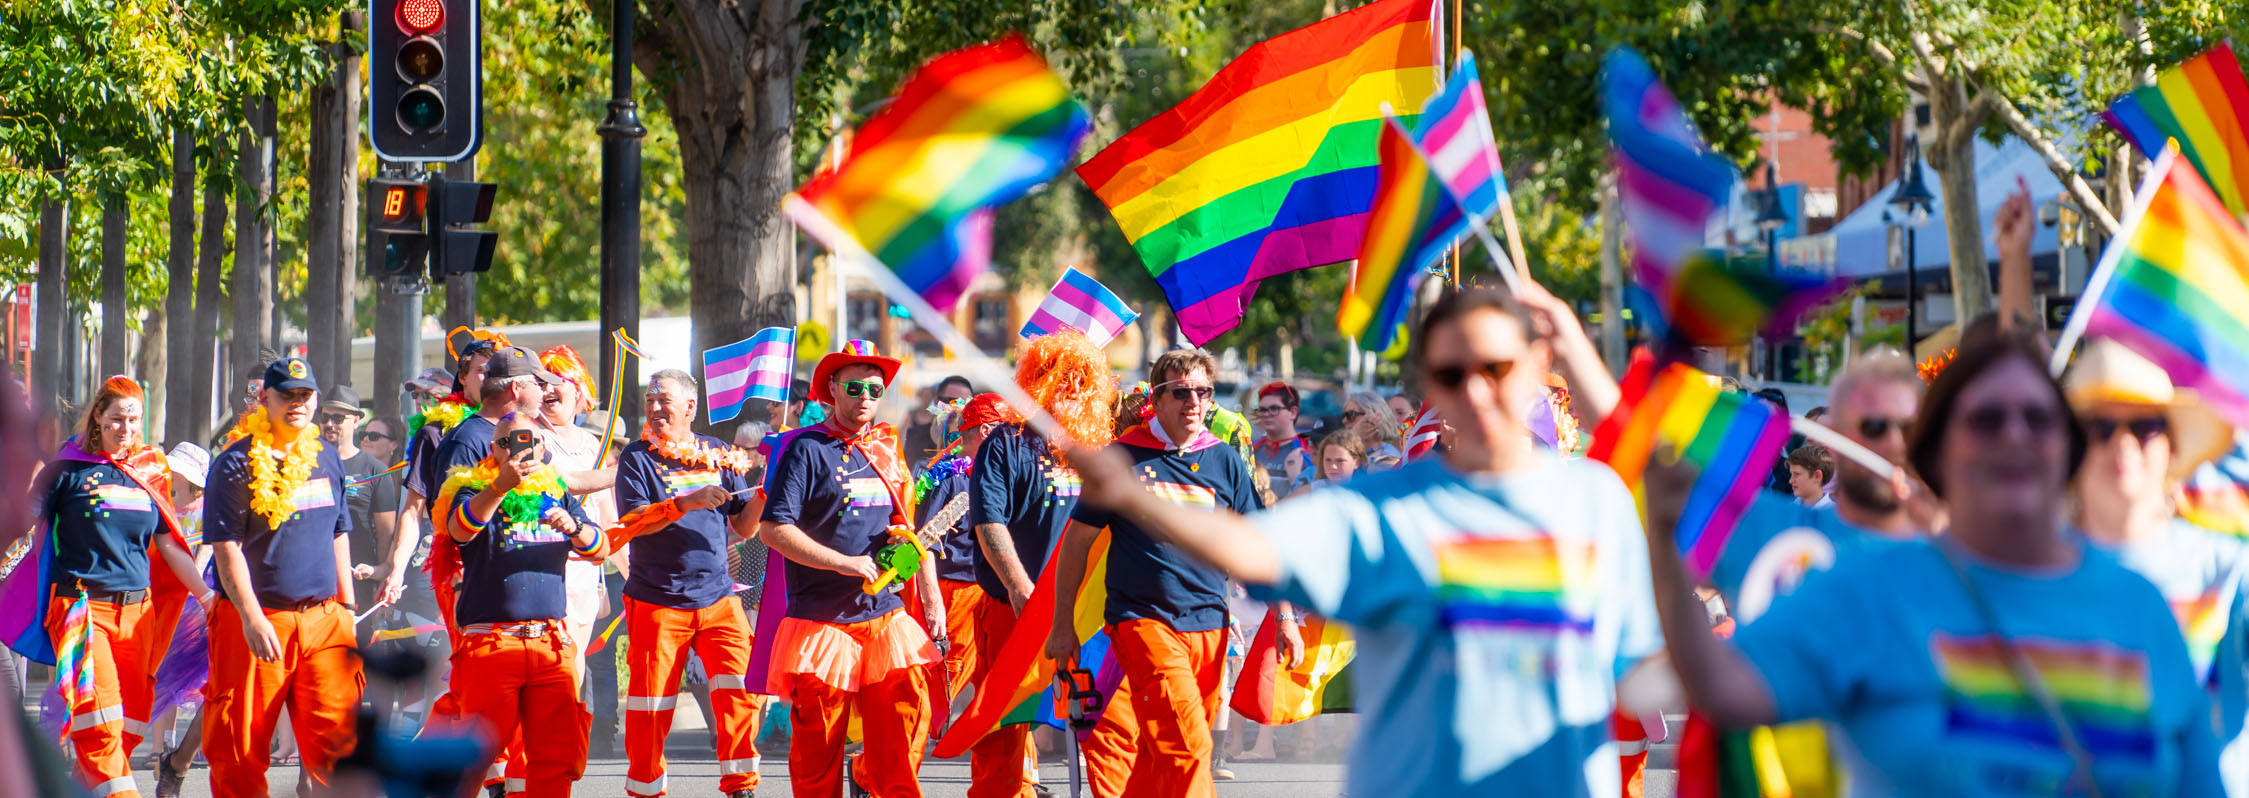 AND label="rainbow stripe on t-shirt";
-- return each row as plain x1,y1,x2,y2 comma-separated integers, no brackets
1045,465,1083,498
1144,480,1216,510
844,477,894,509
290,478,335,512
666,469,722,498
1932,634,2156,759
88,483,153,514
1432,535,1596,633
